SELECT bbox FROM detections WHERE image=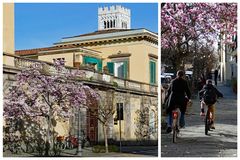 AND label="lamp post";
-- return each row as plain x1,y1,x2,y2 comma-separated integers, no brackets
117,103,123,153
76,107,82,156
